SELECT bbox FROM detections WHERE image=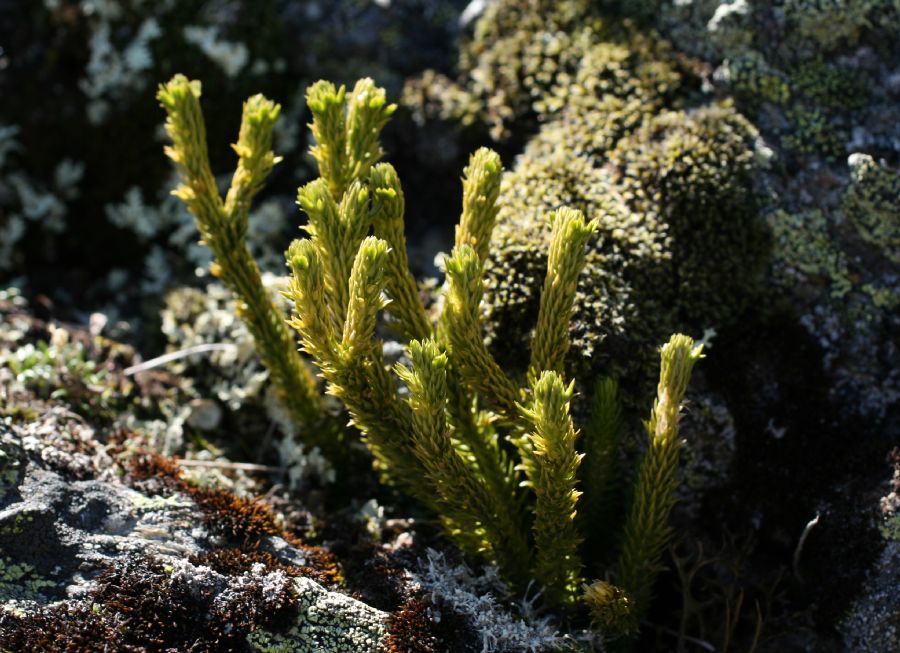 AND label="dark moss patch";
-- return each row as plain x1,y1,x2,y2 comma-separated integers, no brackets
192,486,280,543
0,554,298,652
128,450,184,489
346,546,409,611
192,546,341,587
386,595,477,653
387,597,440,653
